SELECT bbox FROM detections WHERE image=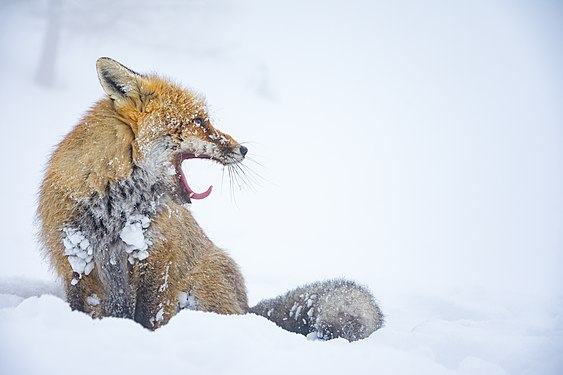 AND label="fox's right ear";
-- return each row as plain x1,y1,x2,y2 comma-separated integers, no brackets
96,57,142,101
